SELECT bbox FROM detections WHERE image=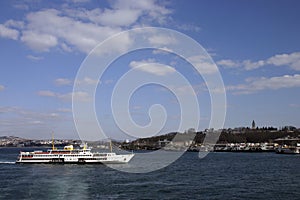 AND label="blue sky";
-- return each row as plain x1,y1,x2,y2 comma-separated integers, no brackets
0,0,300,140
